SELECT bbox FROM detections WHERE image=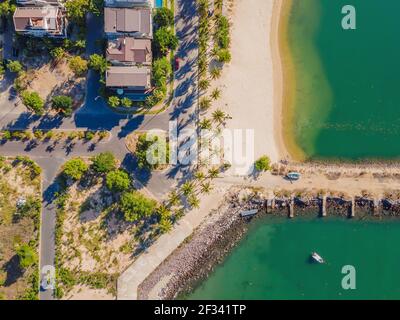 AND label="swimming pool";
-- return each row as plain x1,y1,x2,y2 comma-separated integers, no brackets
155,0,163,8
